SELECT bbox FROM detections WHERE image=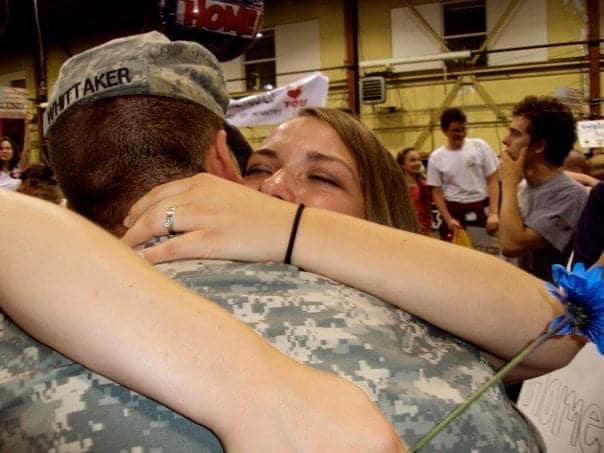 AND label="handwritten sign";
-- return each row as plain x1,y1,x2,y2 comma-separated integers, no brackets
577,120,604,148
517,344,604,452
